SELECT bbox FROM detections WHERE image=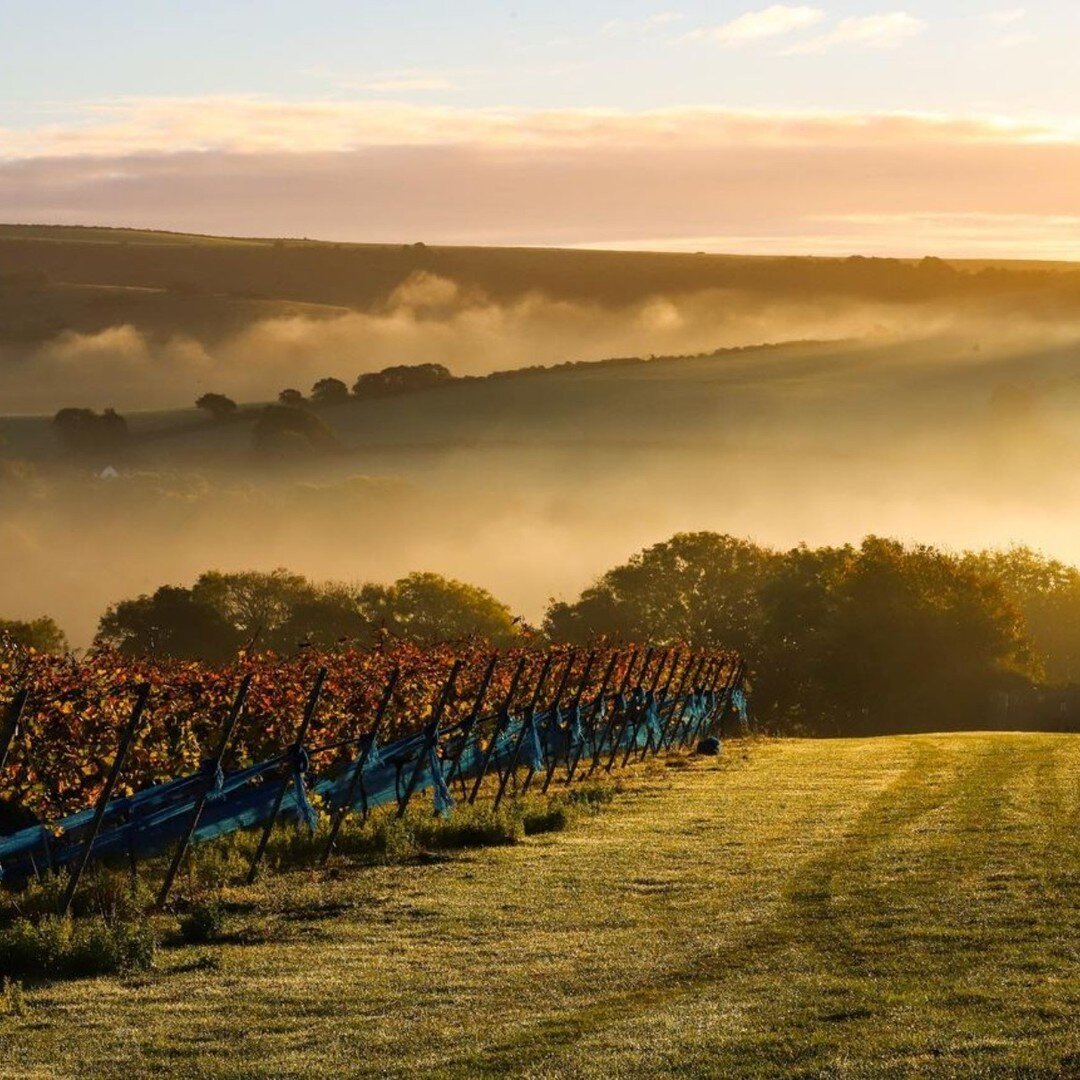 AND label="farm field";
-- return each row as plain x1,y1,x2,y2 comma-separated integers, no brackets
1,732,1076,1079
